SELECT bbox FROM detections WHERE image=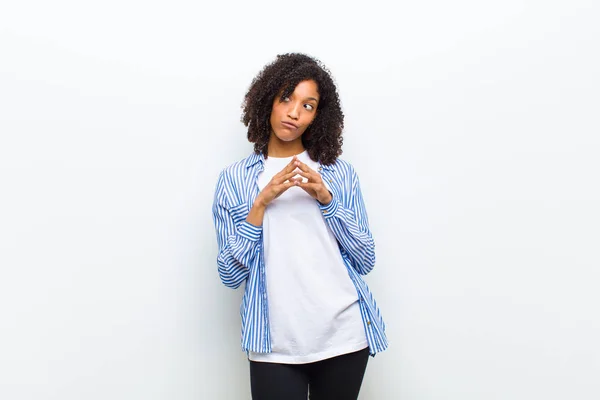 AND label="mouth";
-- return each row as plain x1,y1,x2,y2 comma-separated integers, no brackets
281,121,298,129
